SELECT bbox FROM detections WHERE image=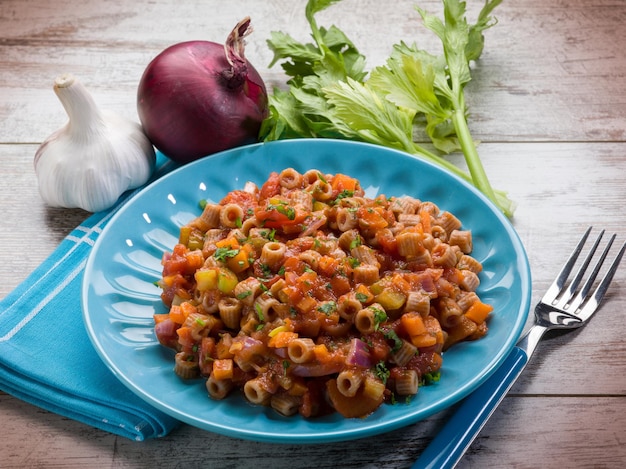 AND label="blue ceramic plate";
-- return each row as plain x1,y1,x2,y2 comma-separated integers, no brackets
82,139,531,443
